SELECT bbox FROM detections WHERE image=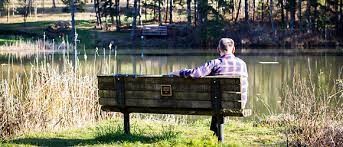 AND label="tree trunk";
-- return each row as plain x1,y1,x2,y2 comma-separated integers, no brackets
115,0,120,31
269,0,275,35
313,0,317,31
153,1,156,20
7,6,9,22
165,0,169,23
131,0,138,40
252,0,255,21
28,0,32,17
298,0,302,31
231,0,234,21
110,0,115,26
138,0,142,25
244,0,248,22
52,0,56,8
290,0,296,32
158,0,162,24
234,0,241,22
280,0,285,26
194,0,197,26
261,0,264,22
335,0,339,33
169,0,173,23
197,0,208,45
144,1,147,21
95,0,102,29
306,0,310,32
187,0,191,25
127,0,129,9
340,0,342,32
